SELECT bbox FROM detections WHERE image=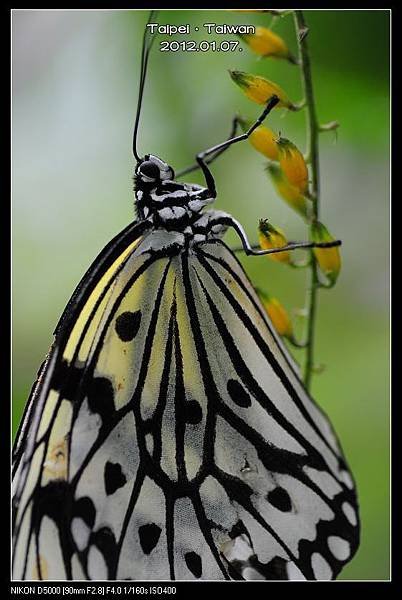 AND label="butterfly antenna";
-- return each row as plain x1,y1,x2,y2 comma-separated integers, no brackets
132,10,158,162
